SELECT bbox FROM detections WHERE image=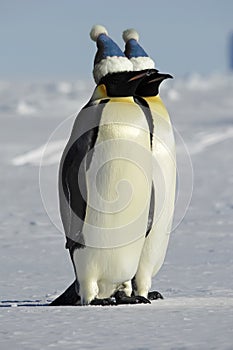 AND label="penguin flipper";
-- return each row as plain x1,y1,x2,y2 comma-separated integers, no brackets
50,280,80,306
60,102,107,250
146,184,155,237
61,134,90,250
